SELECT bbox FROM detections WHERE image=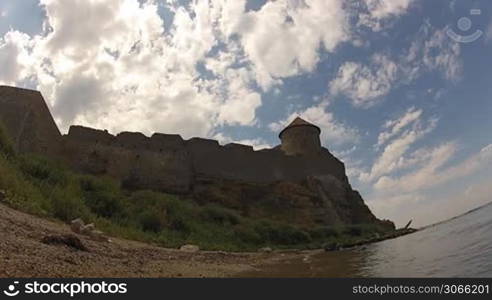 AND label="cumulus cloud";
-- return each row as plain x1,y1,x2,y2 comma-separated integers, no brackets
234,0,350,90
330,23,462,108
329,54,398,108
358,0,415,32
0,0,357,141
0,31,33,85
